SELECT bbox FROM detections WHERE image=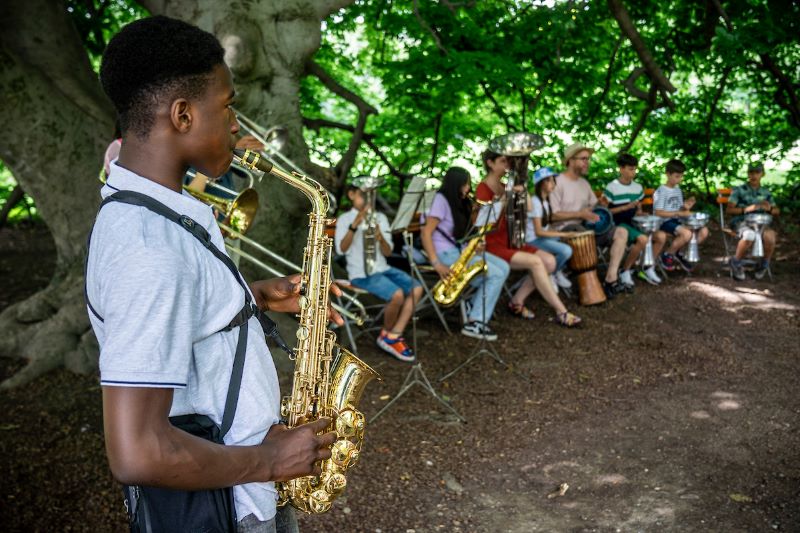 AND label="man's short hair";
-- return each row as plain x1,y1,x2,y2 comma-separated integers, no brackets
616,153,638,168
665,159,686,174
100,16,225,139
